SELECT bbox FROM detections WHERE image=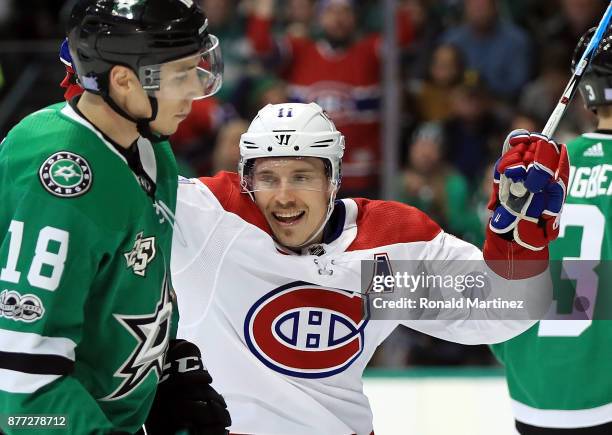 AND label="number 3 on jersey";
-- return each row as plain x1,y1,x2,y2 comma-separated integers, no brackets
1,220,69,291
538,204,605,337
